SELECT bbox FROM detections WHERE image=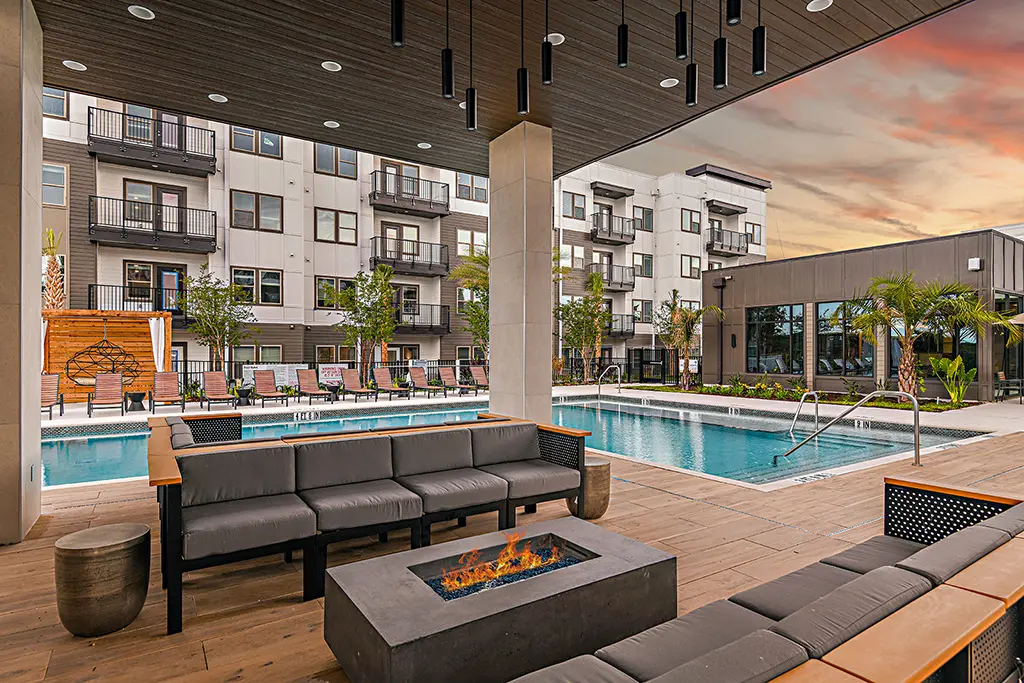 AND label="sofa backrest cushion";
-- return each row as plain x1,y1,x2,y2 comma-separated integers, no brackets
976,503,1024,537
177,443,296,507
391,428,473,477
165,416,184,426
770,566,932,659
169,422,195,449
895,525,1010,585
470,423,542,466
647,630,807,683
294,435,393,490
